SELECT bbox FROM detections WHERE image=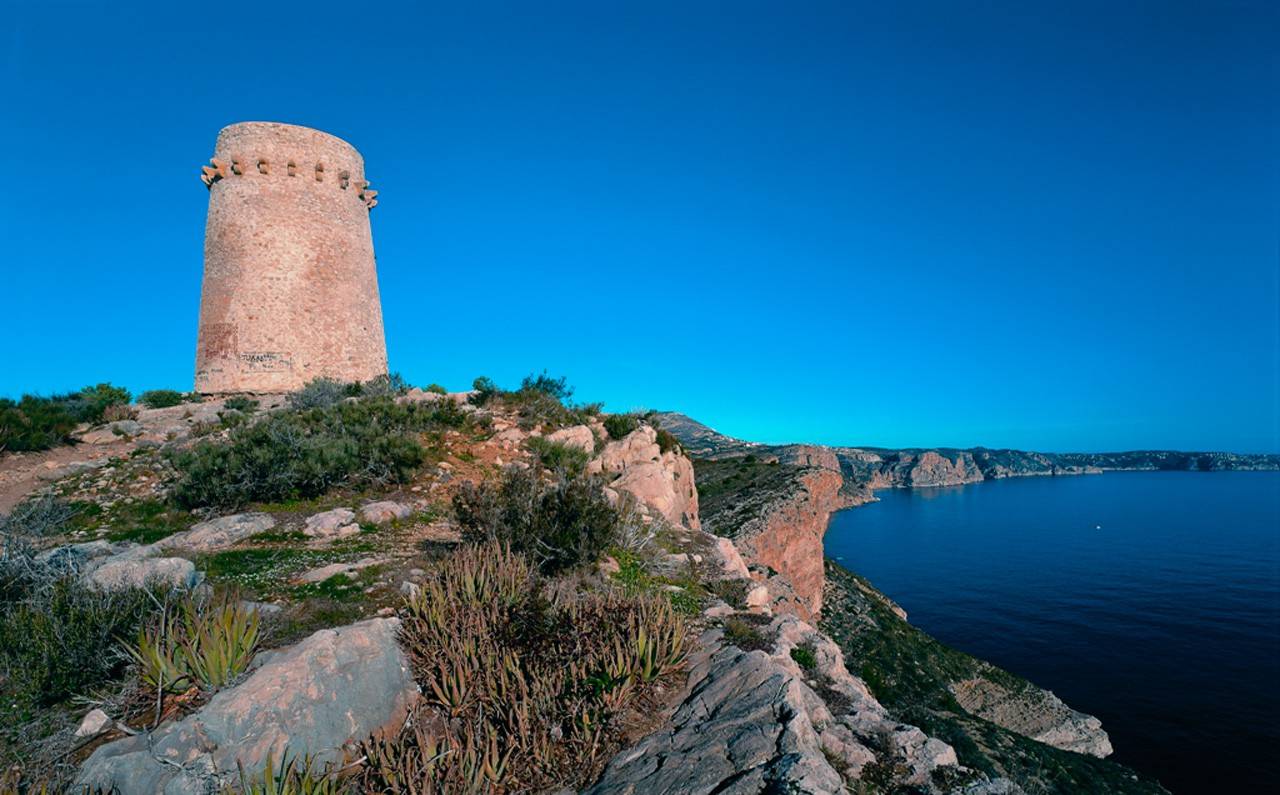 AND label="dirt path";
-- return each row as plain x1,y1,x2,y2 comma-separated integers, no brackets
0,439,135,512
